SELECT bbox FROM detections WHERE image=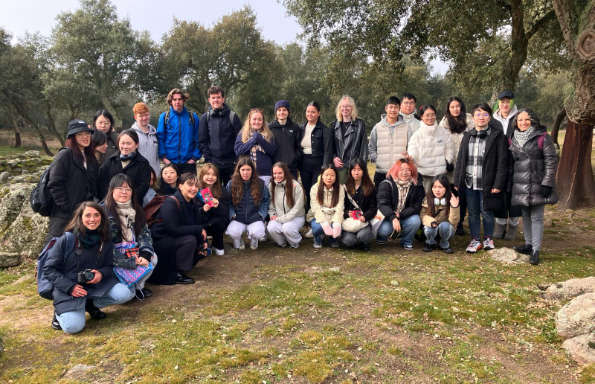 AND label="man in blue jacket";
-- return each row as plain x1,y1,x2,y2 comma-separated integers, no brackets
157,88,201,175
198,85,242,184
